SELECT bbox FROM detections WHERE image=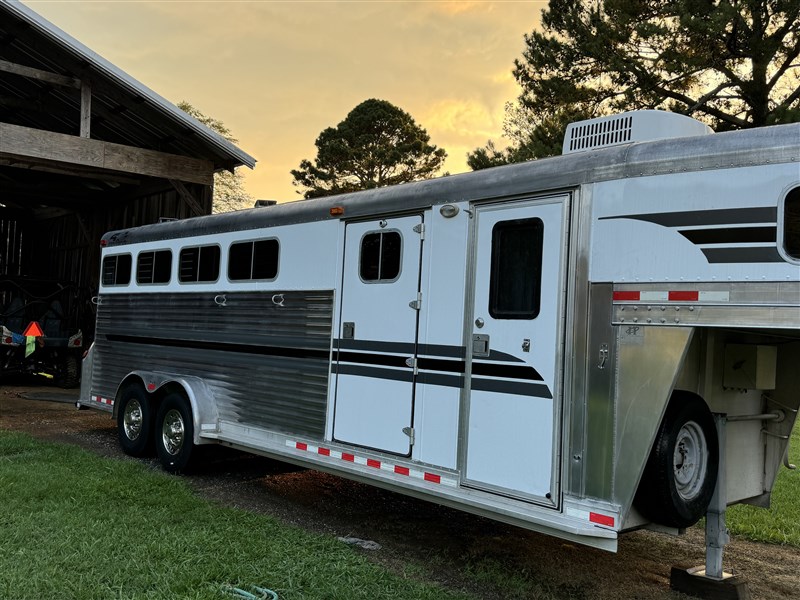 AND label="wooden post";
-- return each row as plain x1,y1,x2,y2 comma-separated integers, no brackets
80,80,91,138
